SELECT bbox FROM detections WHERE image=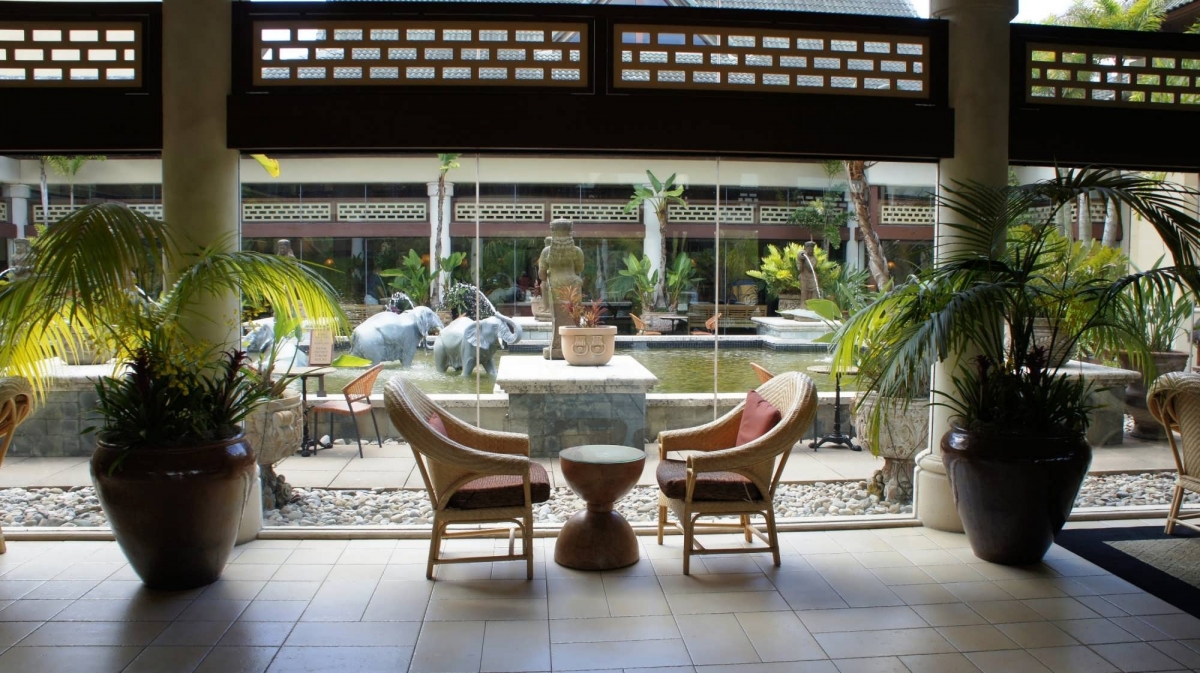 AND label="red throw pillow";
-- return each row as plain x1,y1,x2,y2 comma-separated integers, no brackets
736,390,782,446
427,413,448,437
